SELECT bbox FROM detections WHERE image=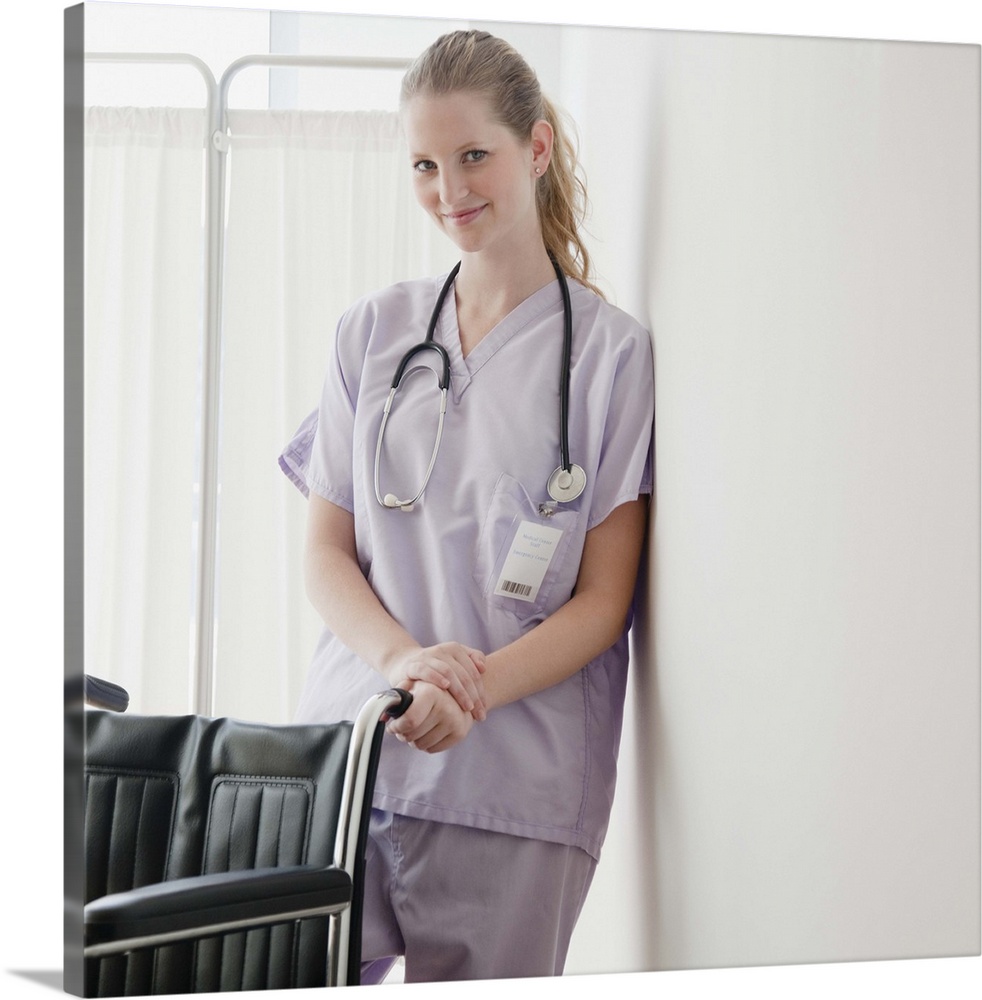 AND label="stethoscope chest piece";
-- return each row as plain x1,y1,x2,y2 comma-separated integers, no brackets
547,463,587,503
